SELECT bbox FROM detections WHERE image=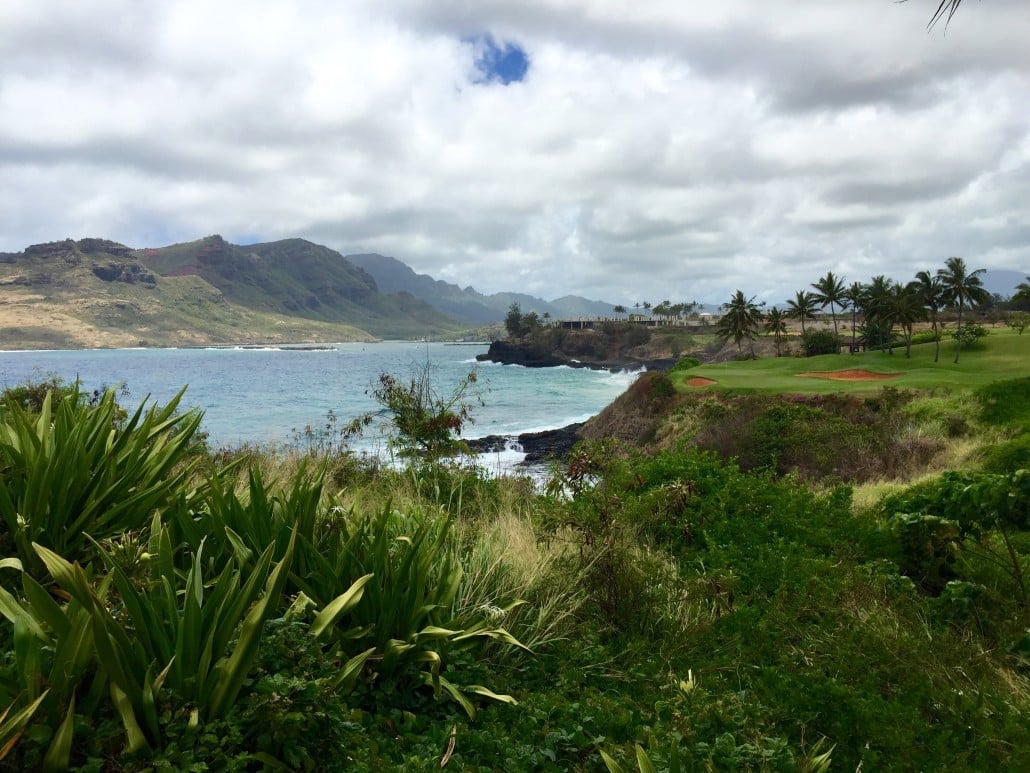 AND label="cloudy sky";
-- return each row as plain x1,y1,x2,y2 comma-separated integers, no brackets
2,0,1028,305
